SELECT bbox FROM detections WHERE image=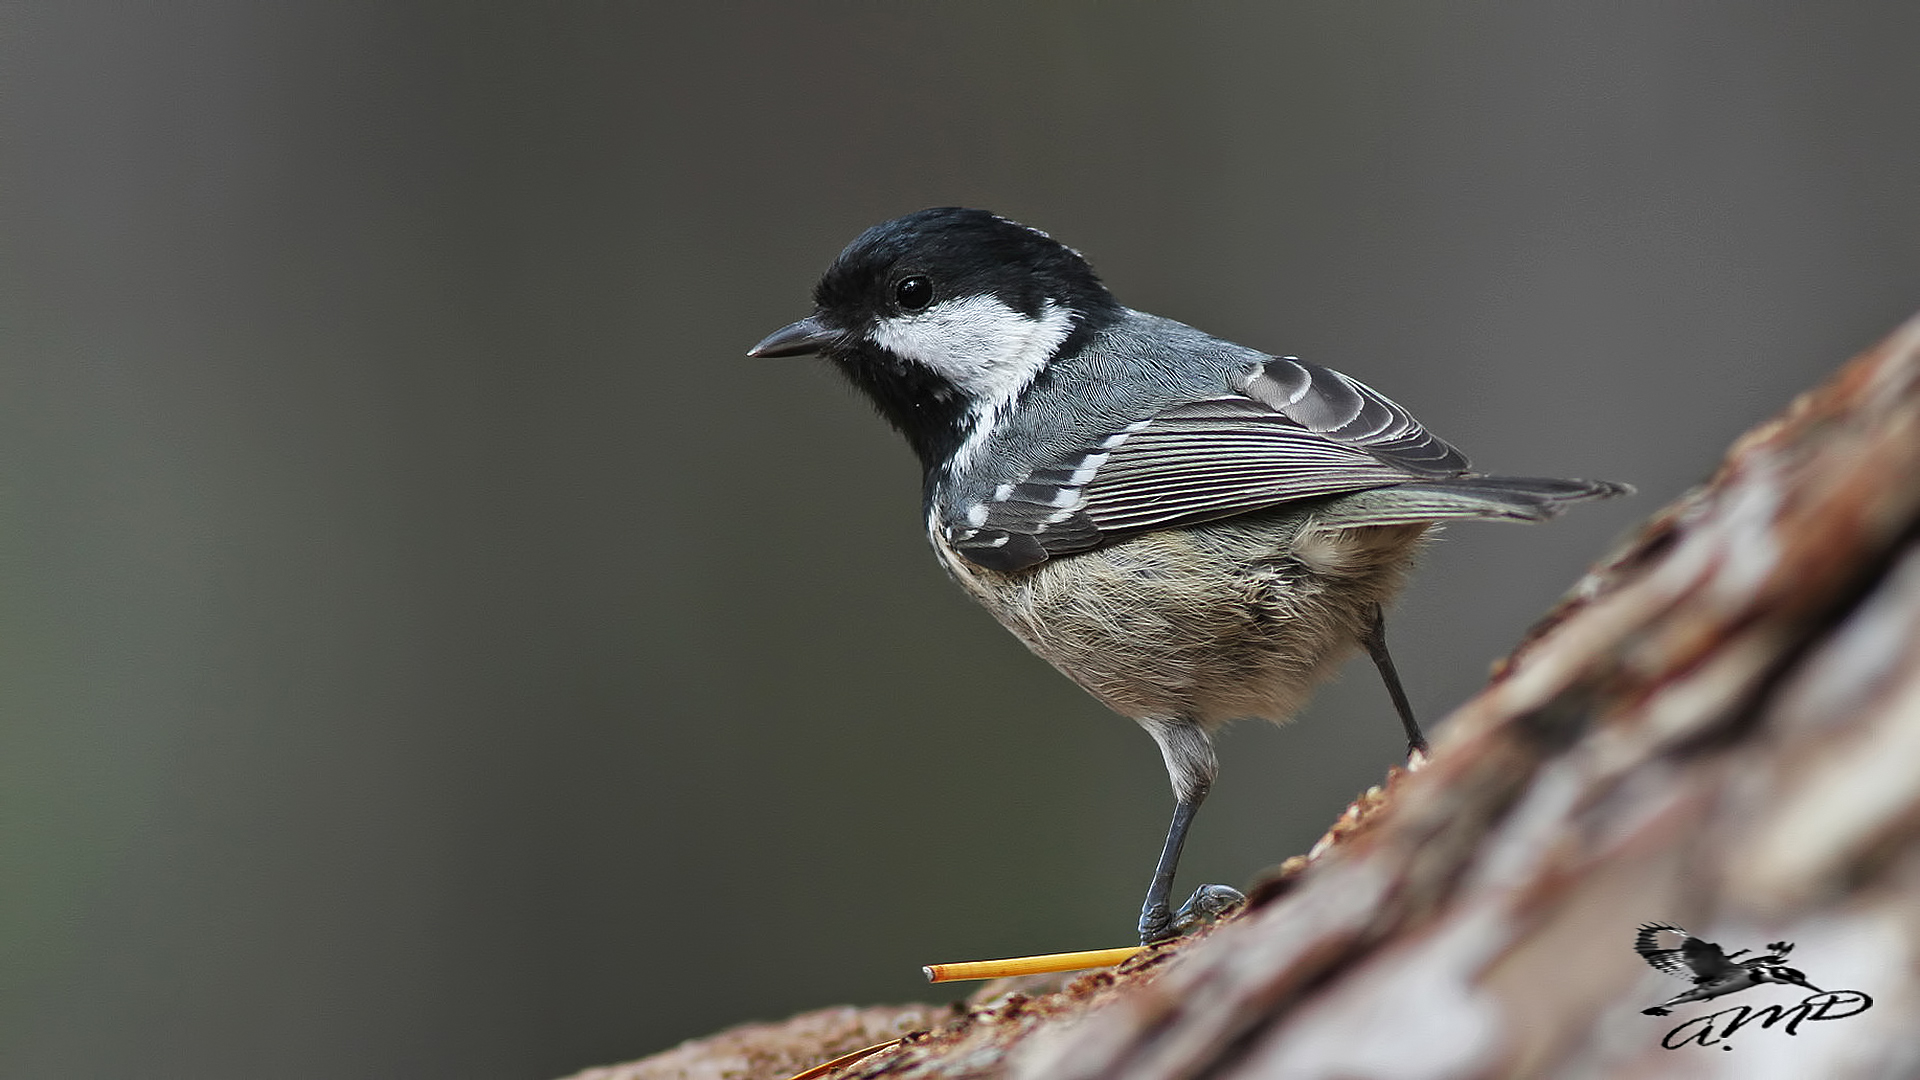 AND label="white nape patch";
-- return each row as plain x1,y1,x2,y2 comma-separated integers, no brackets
871,296,1076,473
